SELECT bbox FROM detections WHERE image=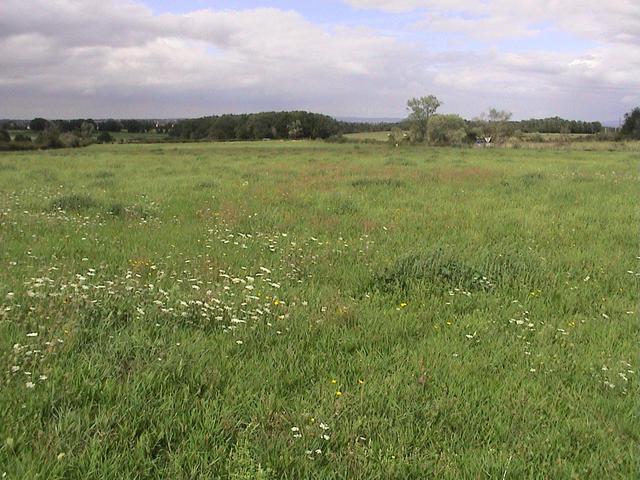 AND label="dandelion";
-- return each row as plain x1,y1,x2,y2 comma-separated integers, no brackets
335,390,342,397
331,379,337,384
